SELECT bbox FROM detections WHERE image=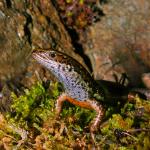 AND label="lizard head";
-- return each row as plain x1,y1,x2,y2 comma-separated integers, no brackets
32,49,68,63
32,49,74,74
